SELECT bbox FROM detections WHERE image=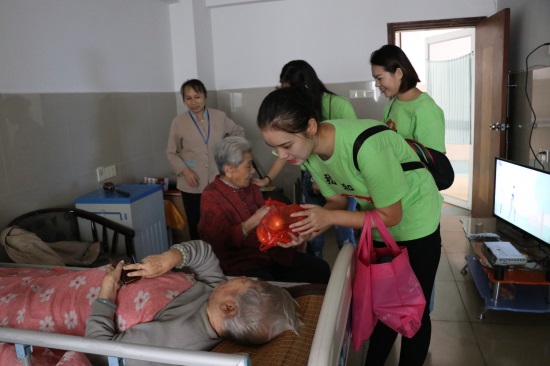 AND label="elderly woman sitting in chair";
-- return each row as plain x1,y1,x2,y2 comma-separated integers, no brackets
195,136,330,284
